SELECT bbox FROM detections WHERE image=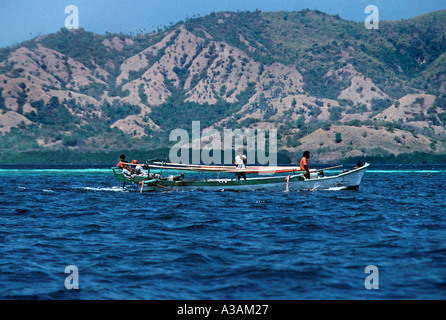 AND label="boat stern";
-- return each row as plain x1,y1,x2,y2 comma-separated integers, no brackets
112,167,127,182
